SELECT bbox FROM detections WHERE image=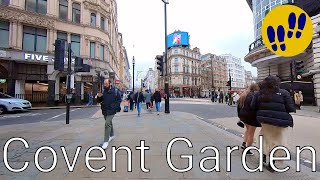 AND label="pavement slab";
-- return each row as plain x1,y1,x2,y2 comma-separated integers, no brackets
0,109,320,179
